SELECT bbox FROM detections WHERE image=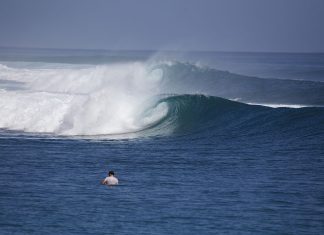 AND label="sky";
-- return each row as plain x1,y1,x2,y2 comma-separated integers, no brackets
0,0,324,52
